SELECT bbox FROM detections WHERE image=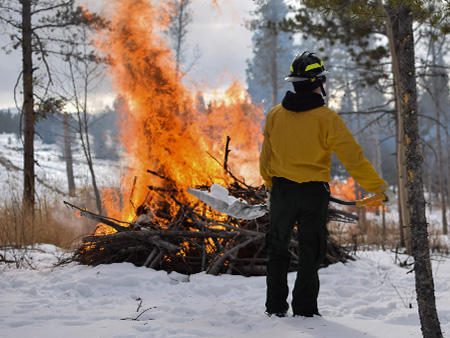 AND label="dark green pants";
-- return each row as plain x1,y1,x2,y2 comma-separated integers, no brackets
265,178,329,315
